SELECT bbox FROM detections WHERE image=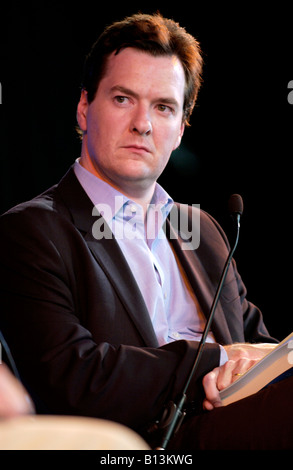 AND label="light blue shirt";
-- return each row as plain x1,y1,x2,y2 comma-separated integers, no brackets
73,159,224,362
